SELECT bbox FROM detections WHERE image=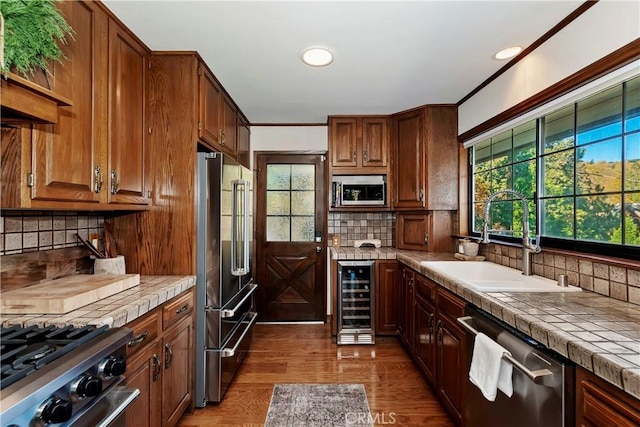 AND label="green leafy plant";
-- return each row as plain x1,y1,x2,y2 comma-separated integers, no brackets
0,0,74,78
